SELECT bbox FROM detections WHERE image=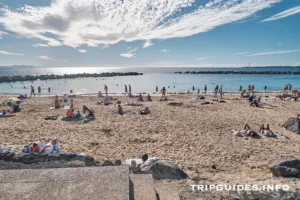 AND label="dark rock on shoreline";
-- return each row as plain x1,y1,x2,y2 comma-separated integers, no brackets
282,118,300,134
175,71,300,75
0,72,143,83
269,157,300,177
